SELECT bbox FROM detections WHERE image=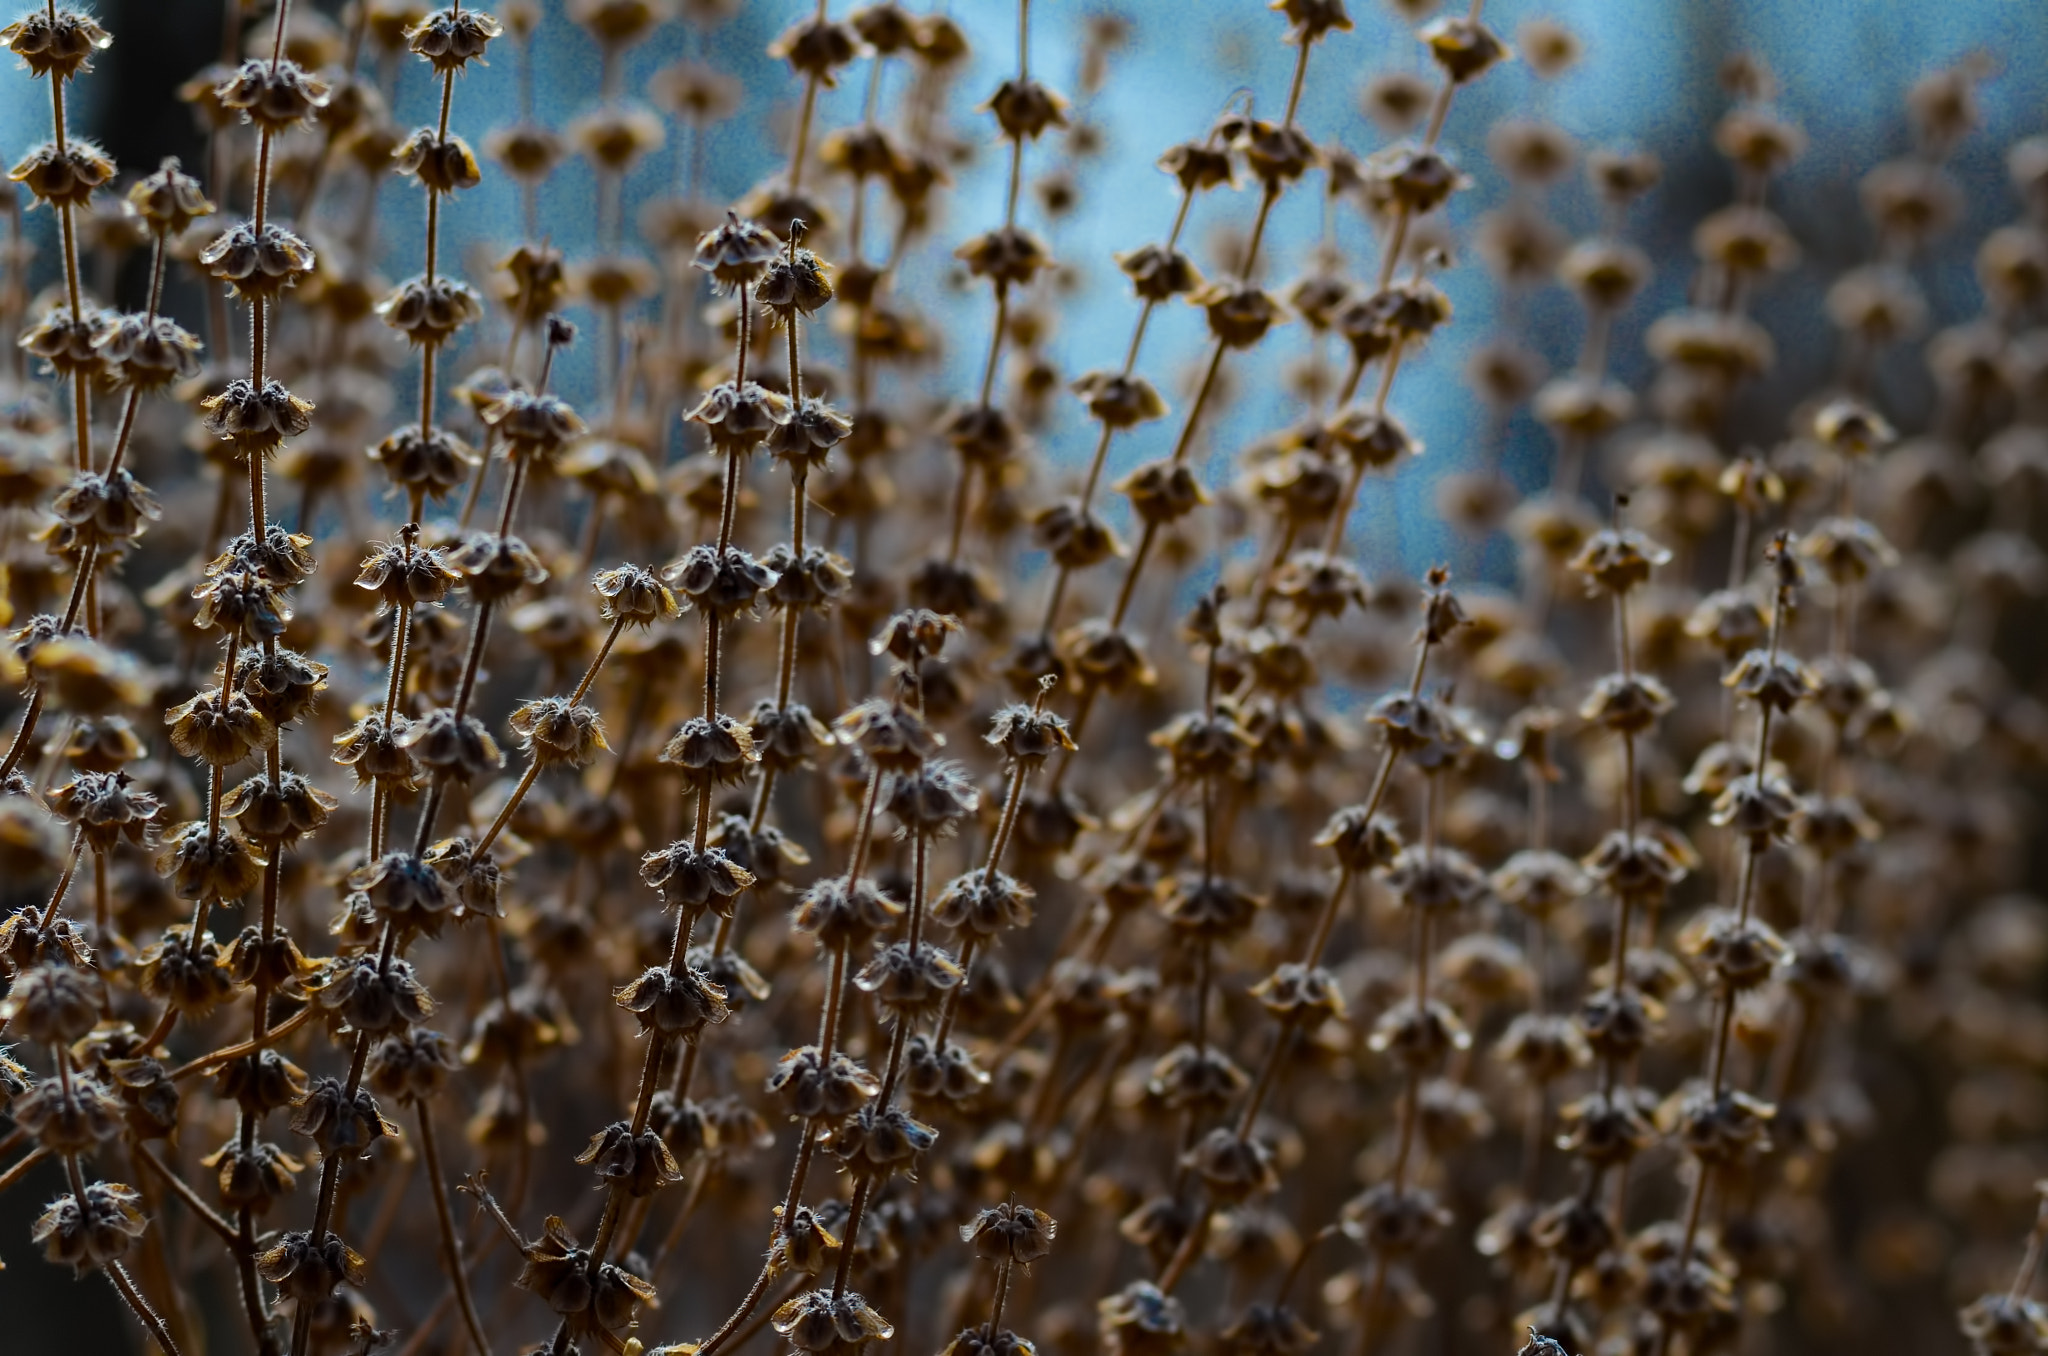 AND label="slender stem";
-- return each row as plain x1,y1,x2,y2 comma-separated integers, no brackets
49,45,90,477
36,827,83,929
0,1143,49,1196
0,686,47,781
574,614,629,704
418,1103,493,1356
108,1258,184,1356
2010,1201,2048,1303
290,1025,373,1356
470,760,541,860
132,1139,242,1247
696,765,875,1354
